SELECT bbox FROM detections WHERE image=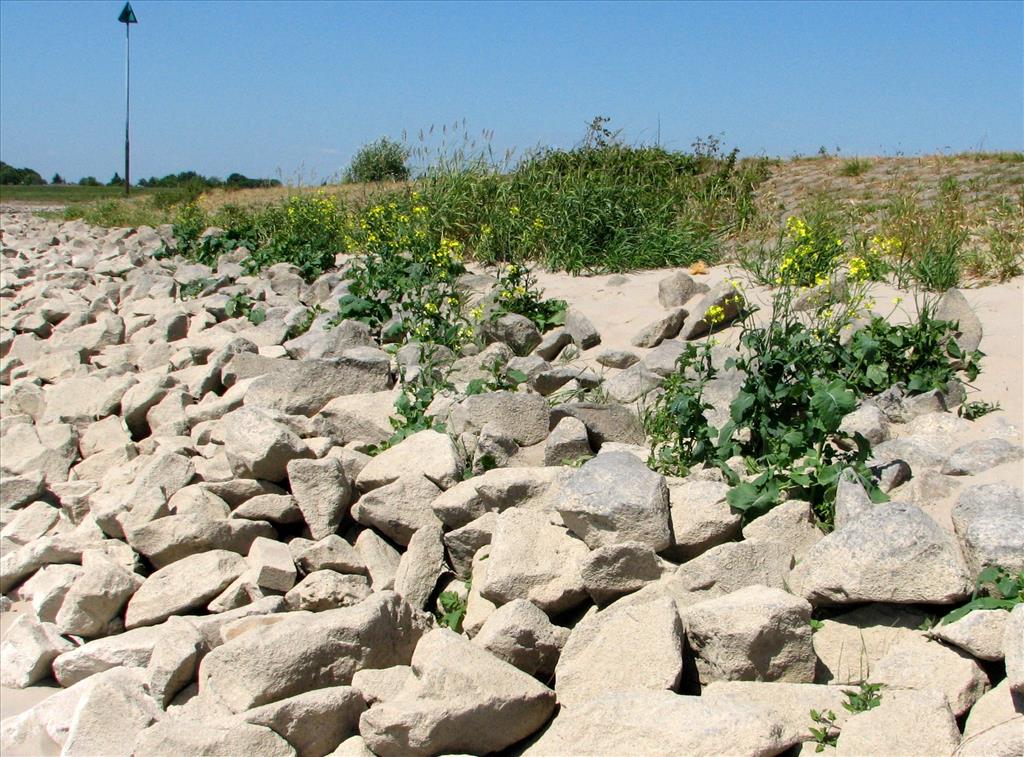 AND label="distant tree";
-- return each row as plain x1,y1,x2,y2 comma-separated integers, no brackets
78,176,101,186
51,173,65,185
108,172,123,186
0,161,45,185
344,137,410,183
